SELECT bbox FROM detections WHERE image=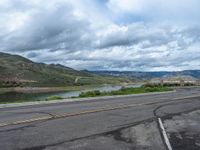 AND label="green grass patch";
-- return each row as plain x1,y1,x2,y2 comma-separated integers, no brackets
0,96,63,104
77,86,173,98
47,95,63,100
0,99,43,104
